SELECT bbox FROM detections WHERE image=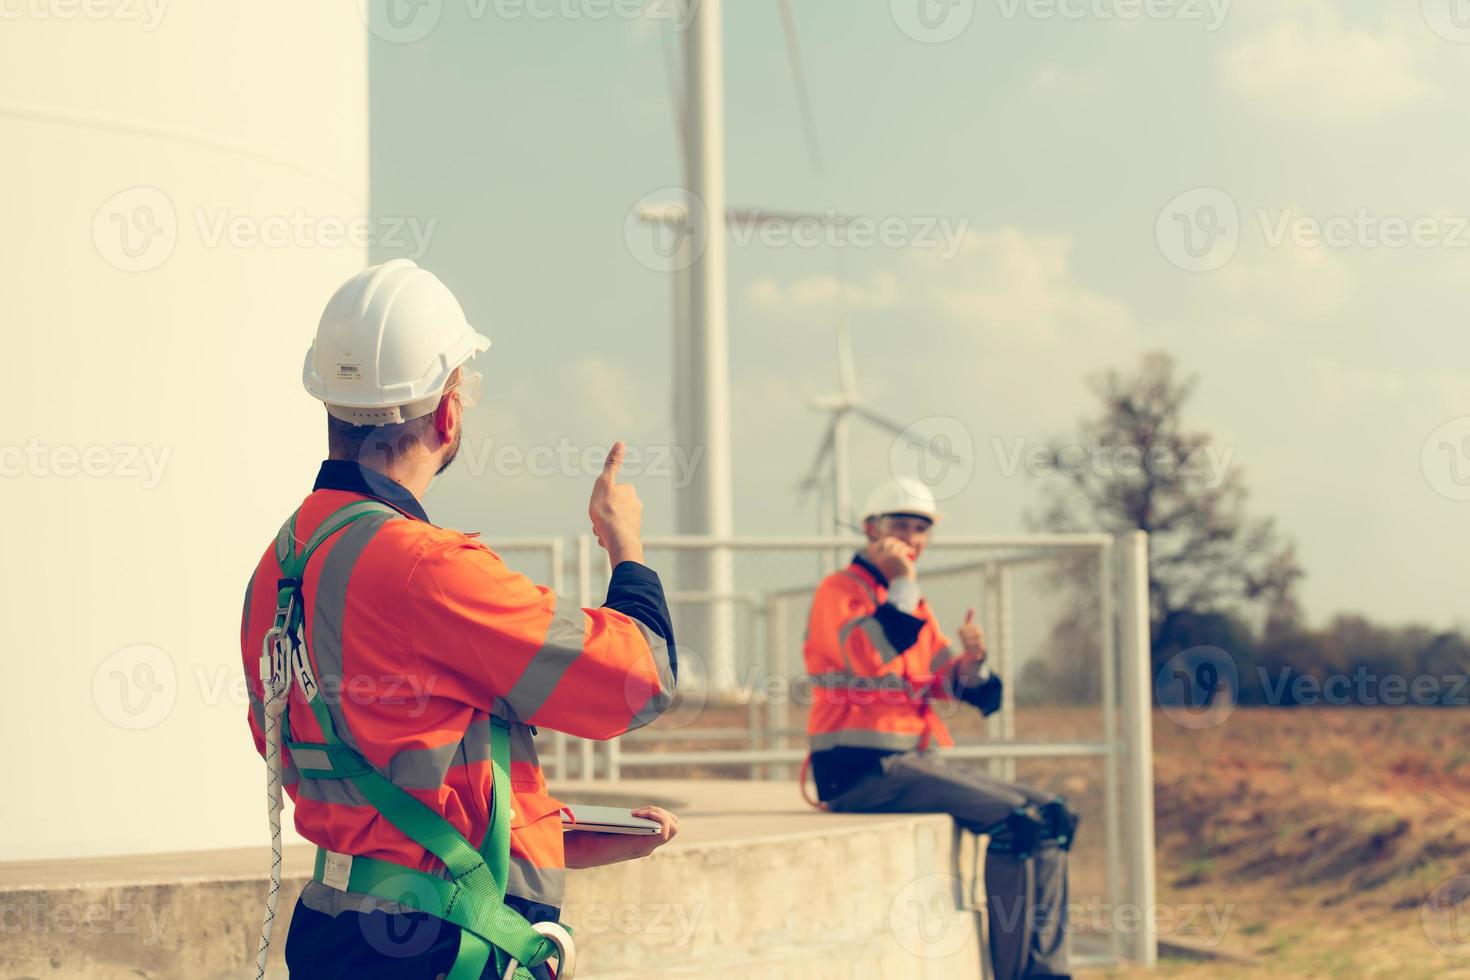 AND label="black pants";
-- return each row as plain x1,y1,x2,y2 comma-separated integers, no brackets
284,895,554,980
825,751,1072,980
